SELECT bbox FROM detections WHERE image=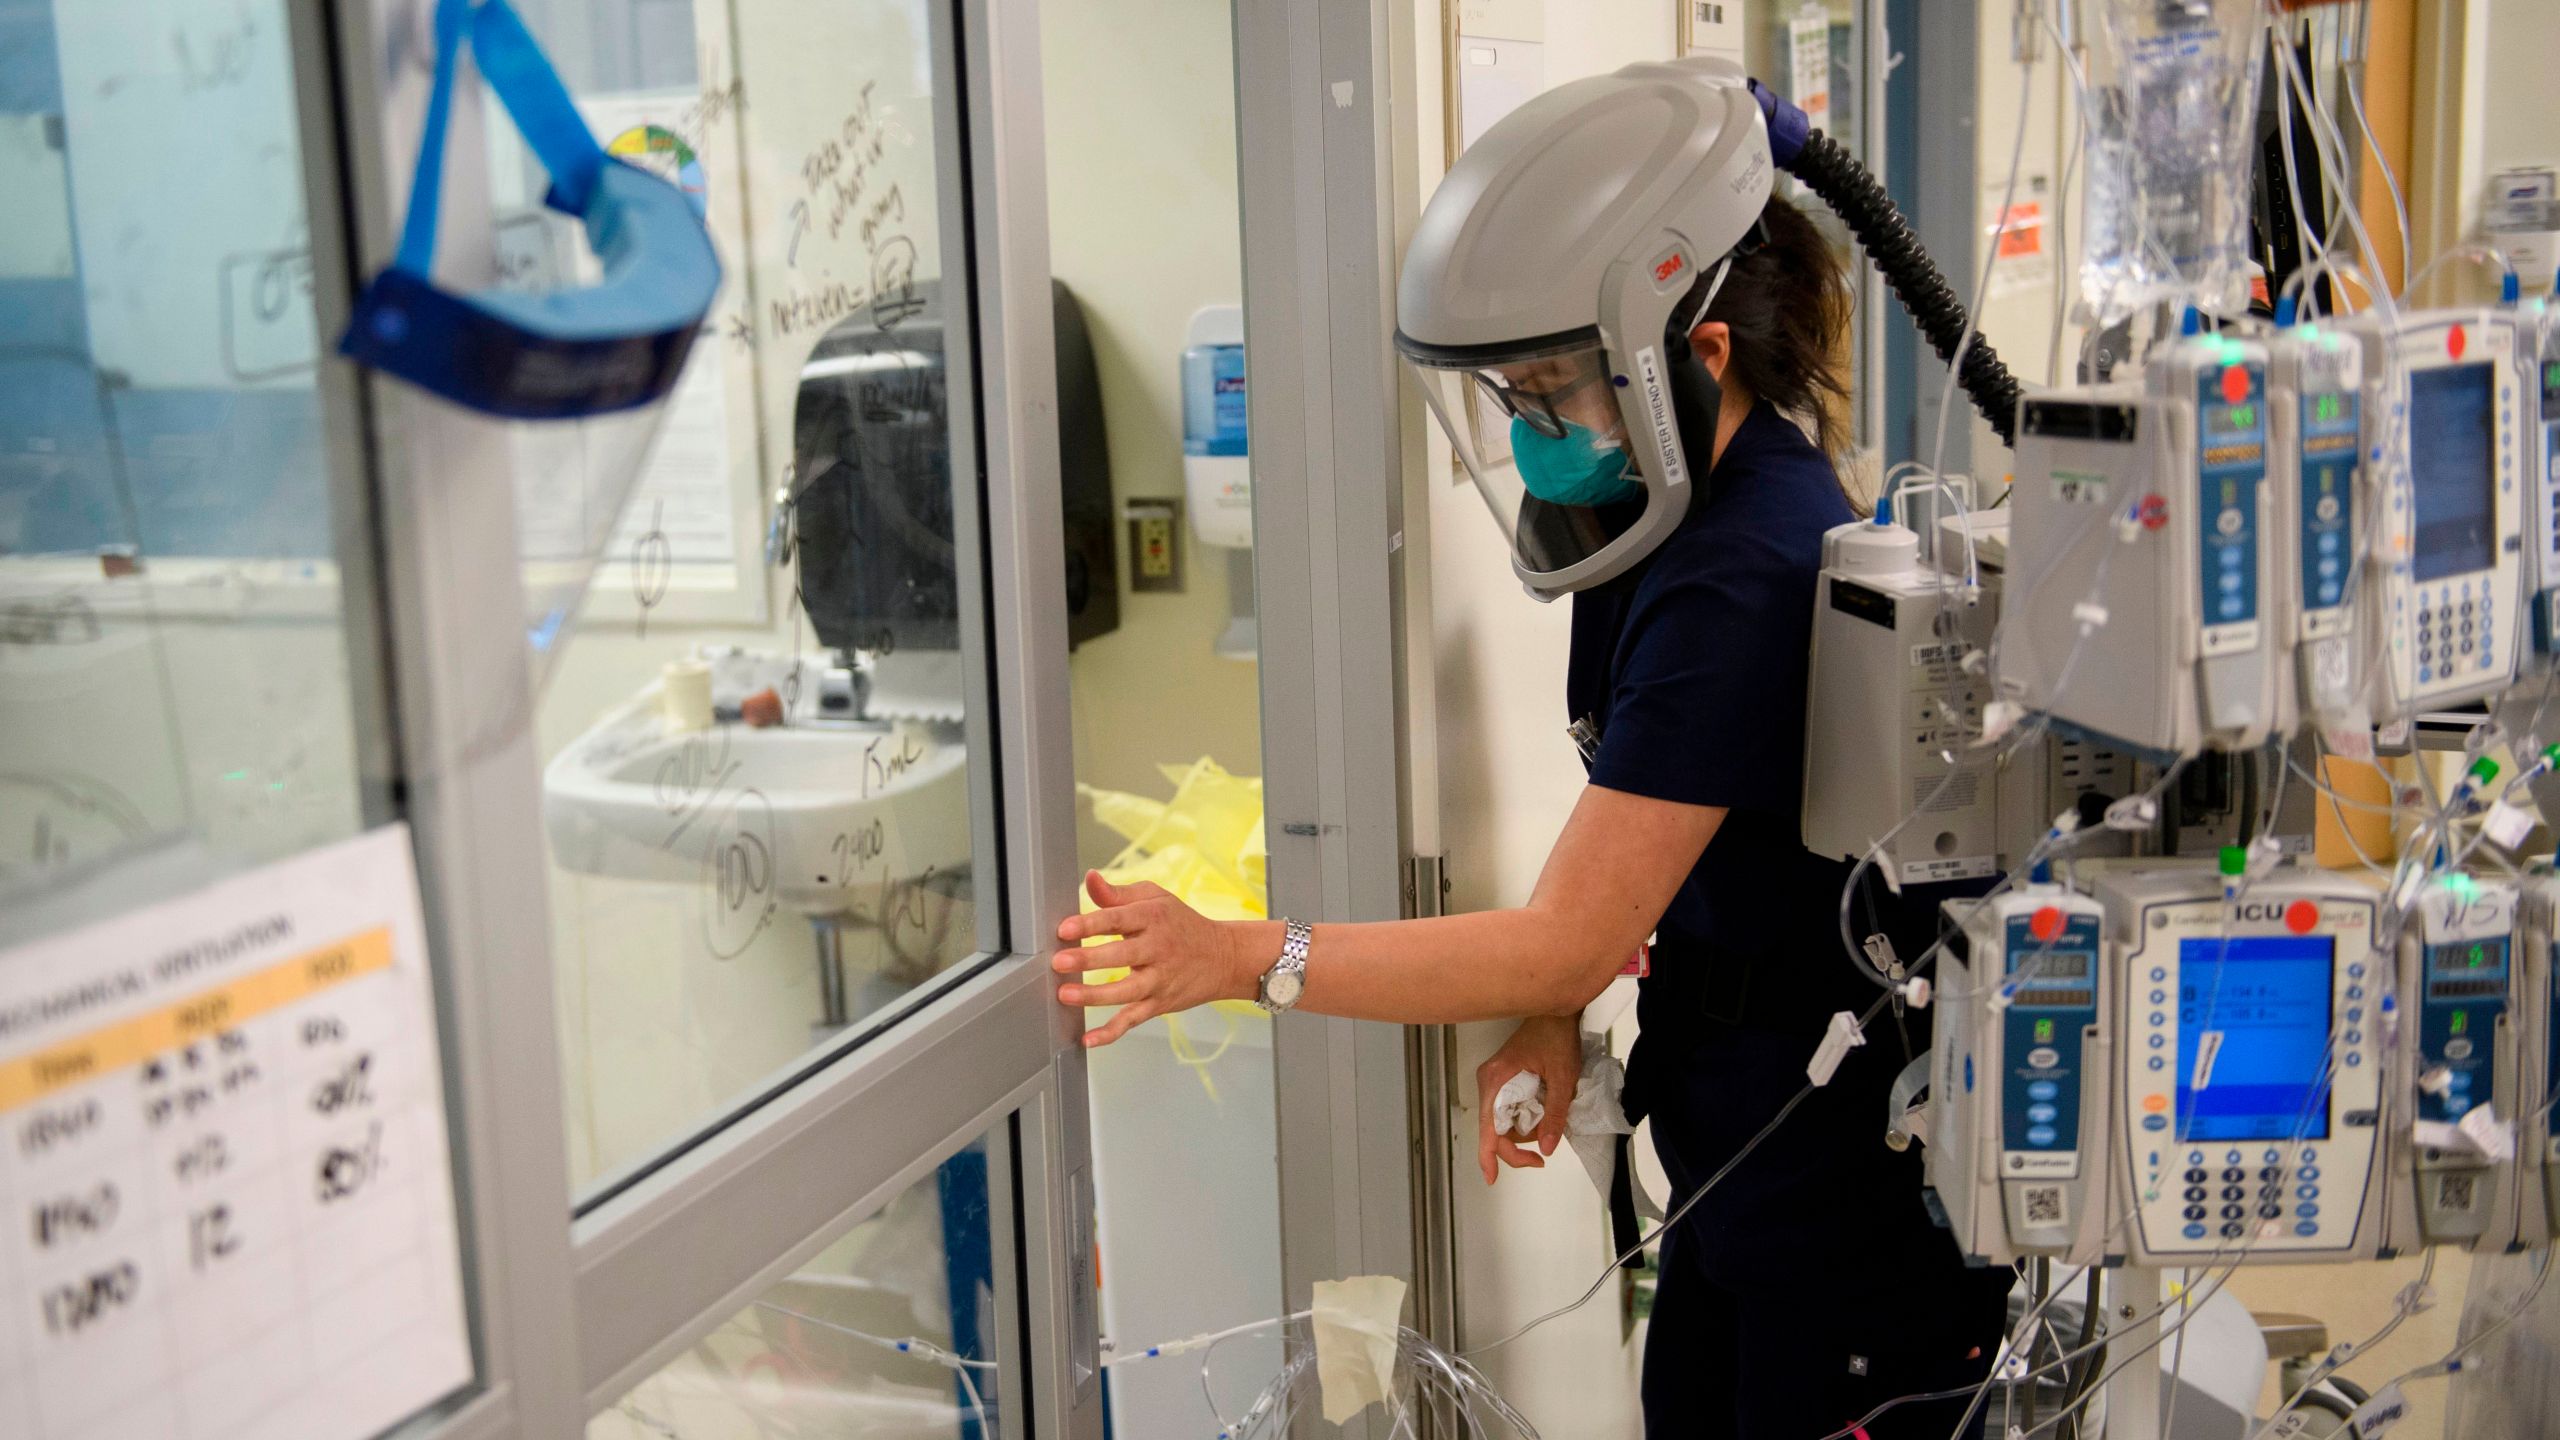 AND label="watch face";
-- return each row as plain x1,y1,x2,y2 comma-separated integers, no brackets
1265,967,1305,1008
